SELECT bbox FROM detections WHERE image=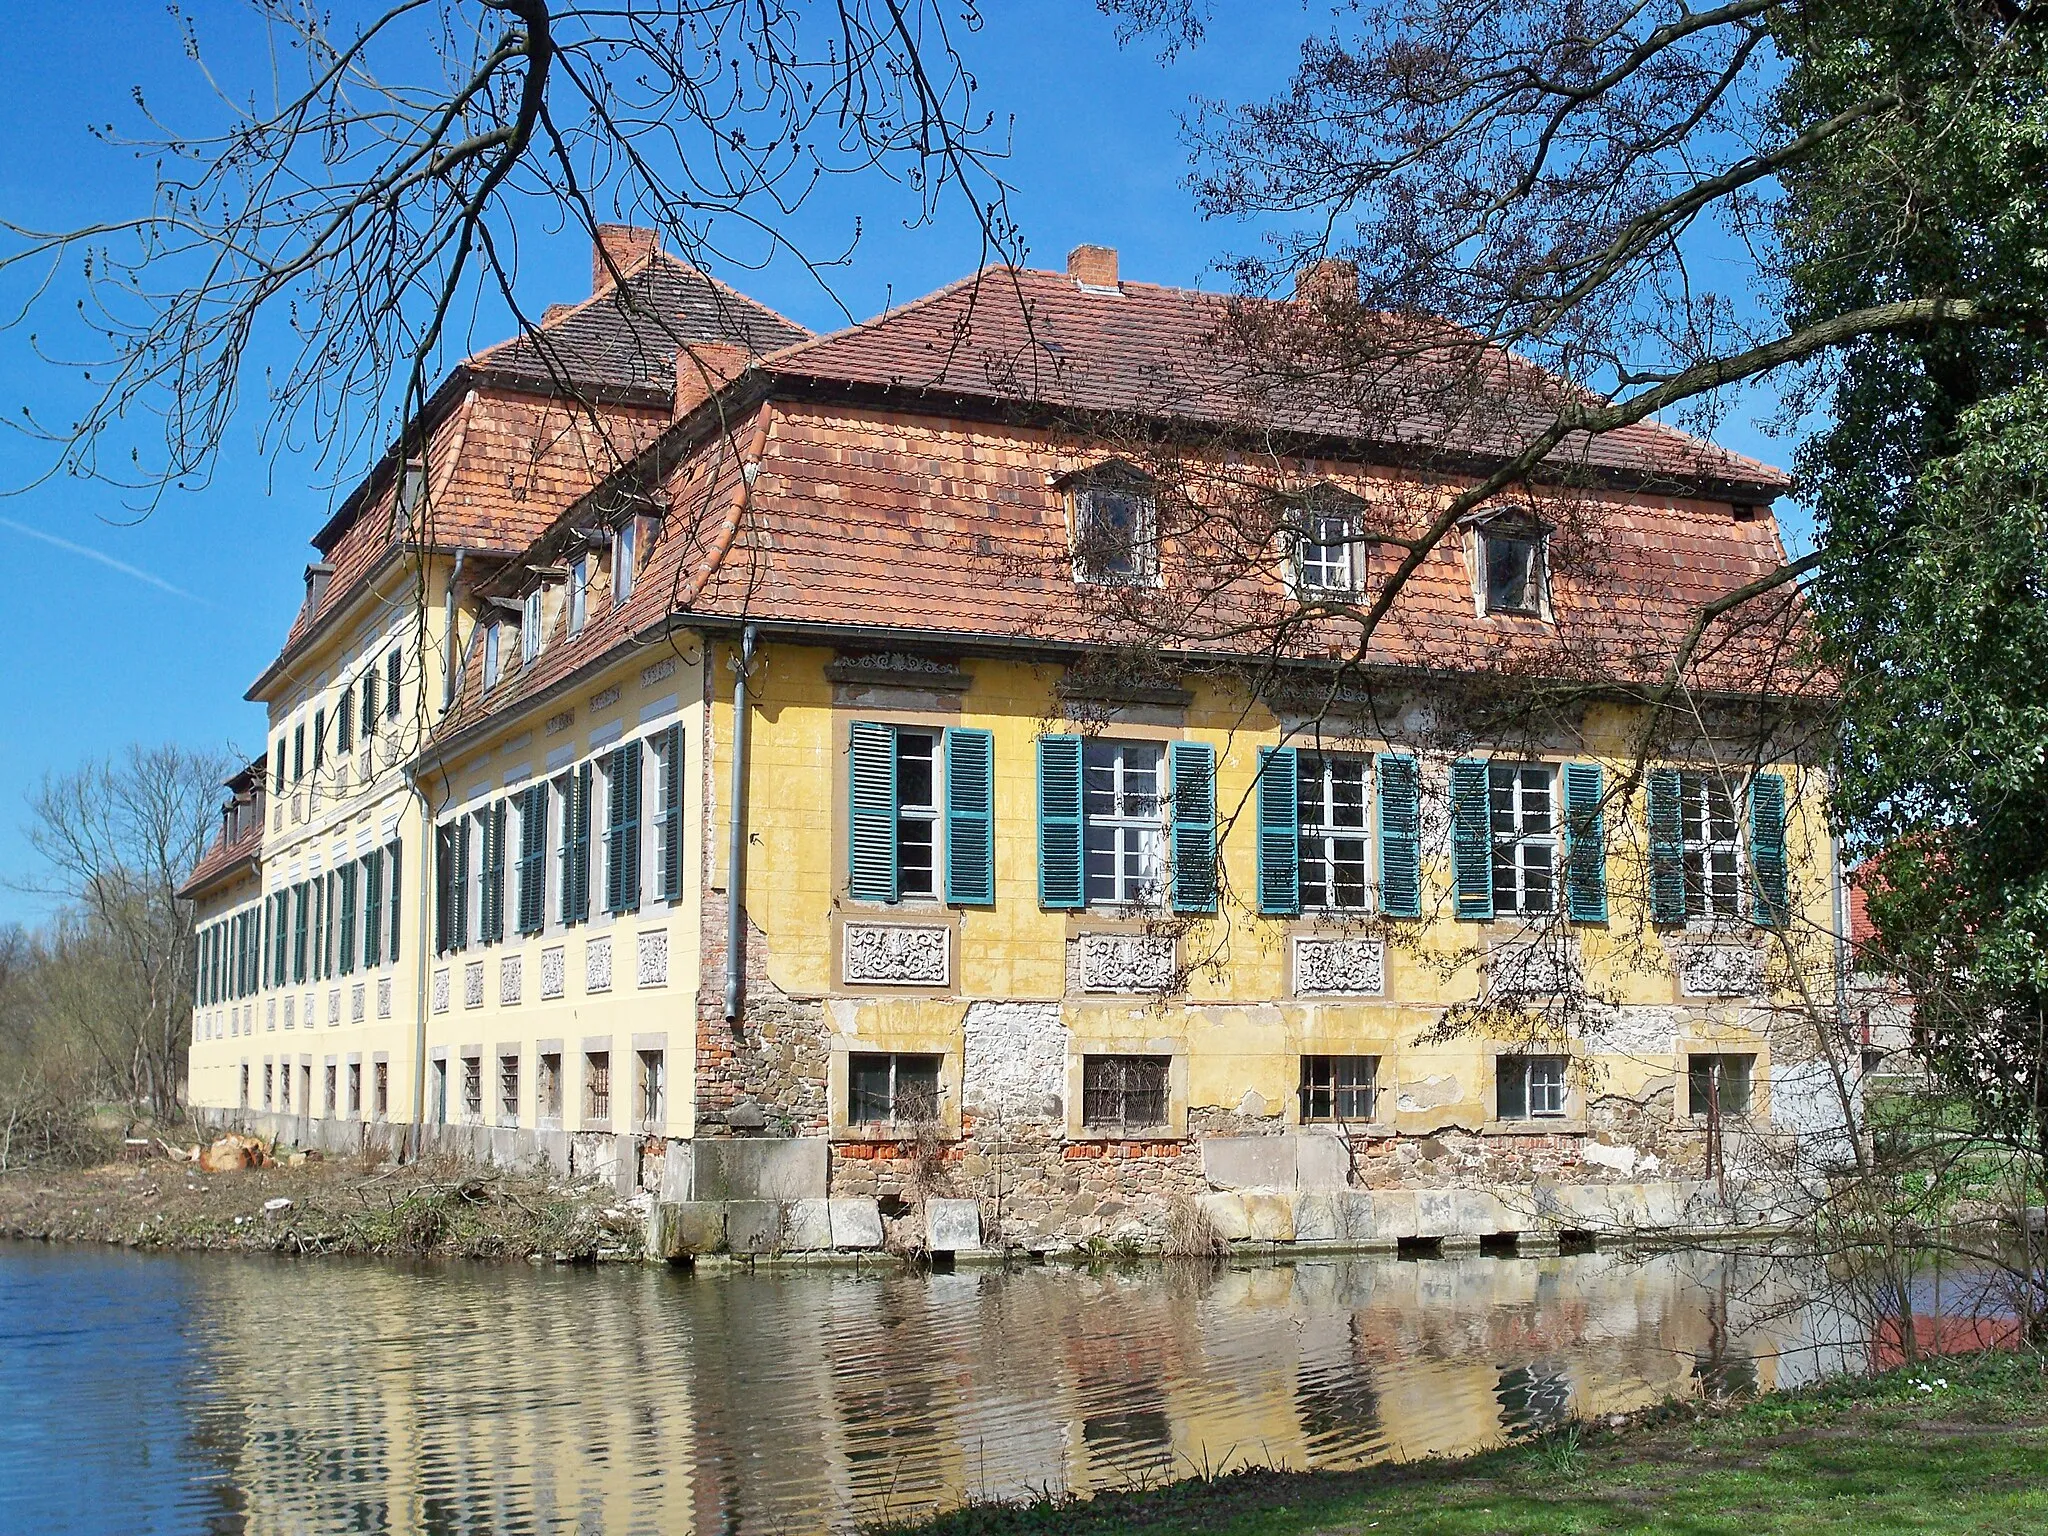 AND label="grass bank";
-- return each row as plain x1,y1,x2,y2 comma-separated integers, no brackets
0,1151,646,1262
880,1350,2048,1536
